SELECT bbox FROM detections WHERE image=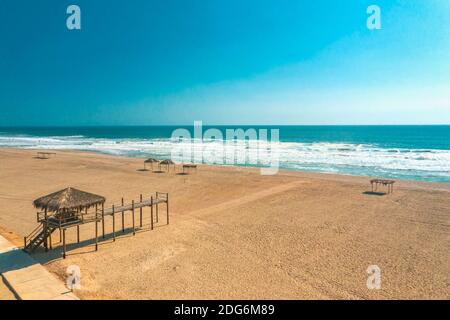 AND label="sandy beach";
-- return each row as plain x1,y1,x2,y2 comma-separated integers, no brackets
0,148,449,300
0,276,16,300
